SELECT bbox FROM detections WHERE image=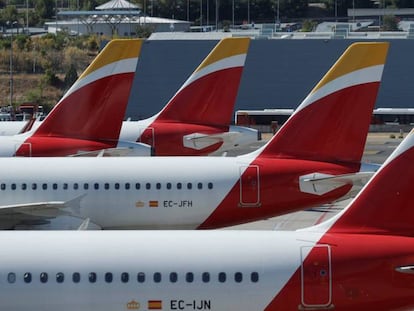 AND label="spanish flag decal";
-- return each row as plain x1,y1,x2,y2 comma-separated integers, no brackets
149,201,159,208
148,300,162,309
